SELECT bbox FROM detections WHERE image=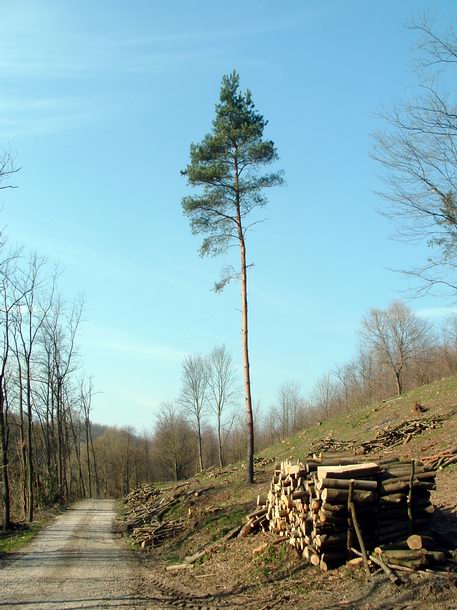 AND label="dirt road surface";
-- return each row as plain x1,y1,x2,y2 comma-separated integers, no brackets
0,499,151,610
